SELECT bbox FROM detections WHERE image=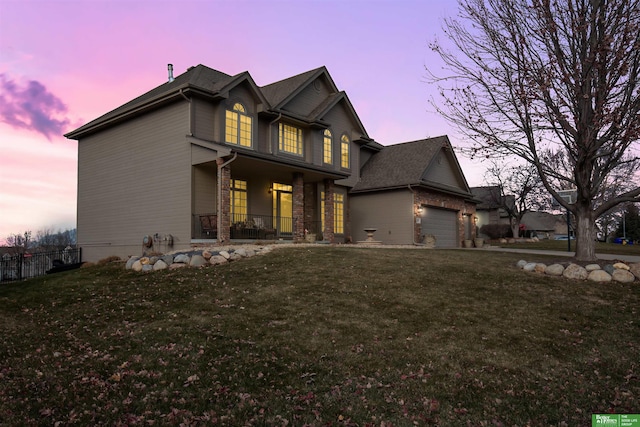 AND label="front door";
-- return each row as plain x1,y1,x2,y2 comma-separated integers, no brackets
272,183,292,236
